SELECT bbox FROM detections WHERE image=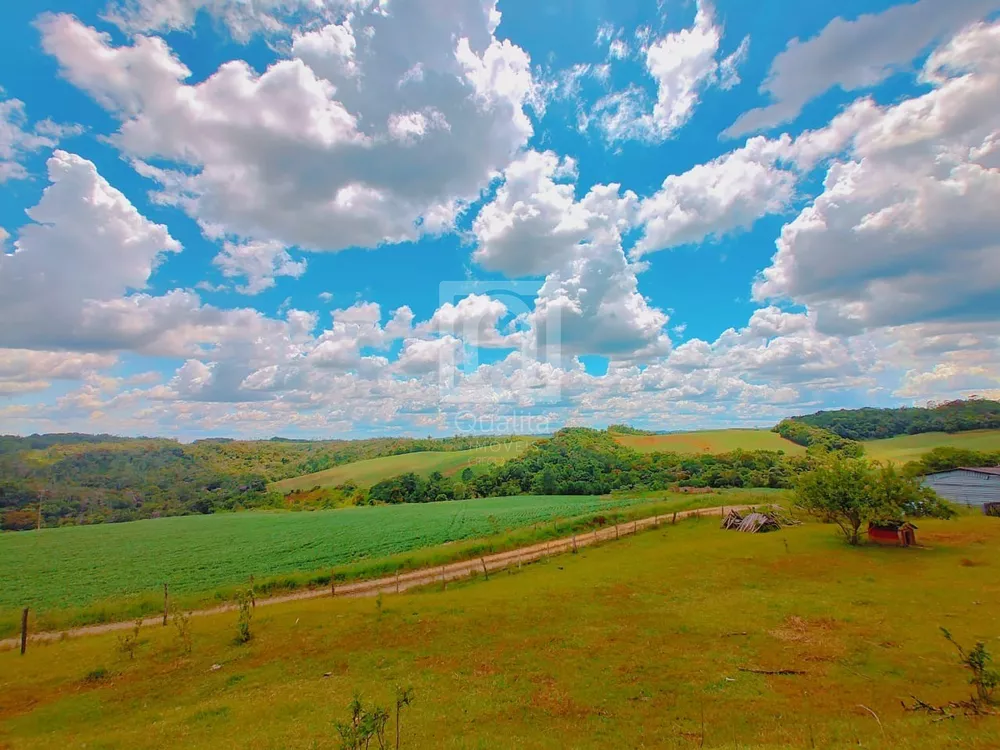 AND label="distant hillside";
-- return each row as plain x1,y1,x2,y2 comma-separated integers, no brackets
0,433,523,529
864,430,1000,464
787,399,1000,440
613,429,806,456
272,441,534,493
